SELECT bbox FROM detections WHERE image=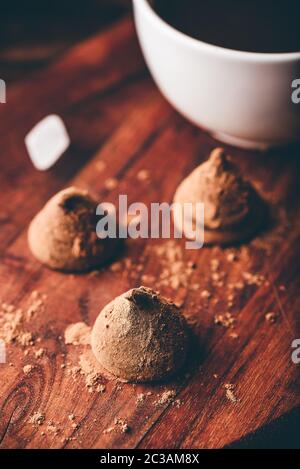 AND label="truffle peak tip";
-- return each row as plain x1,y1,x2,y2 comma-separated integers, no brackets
209,147,227,162
208,147,232,173
125,286,158,308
